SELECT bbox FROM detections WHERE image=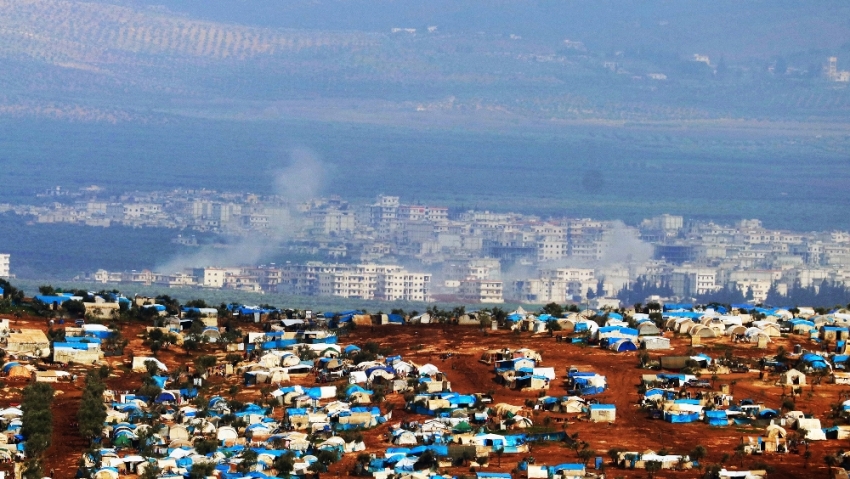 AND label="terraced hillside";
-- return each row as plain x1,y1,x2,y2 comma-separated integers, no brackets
0,0,385,121
0,0,374,64
0,0,849,125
